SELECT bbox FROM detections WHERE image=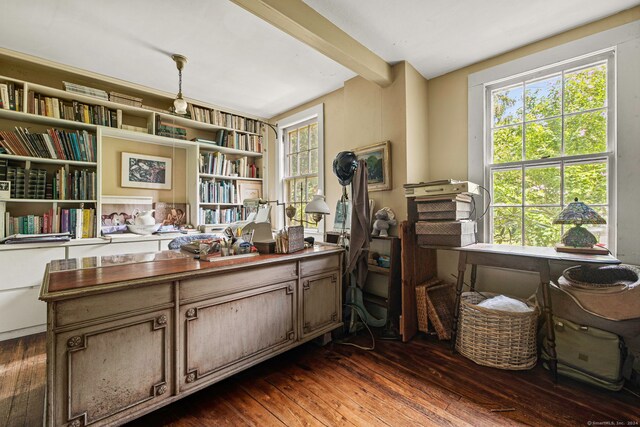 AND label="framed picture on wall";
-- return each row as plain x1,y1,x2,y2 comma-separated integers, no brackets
121,152,172,190
353,140,391,192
